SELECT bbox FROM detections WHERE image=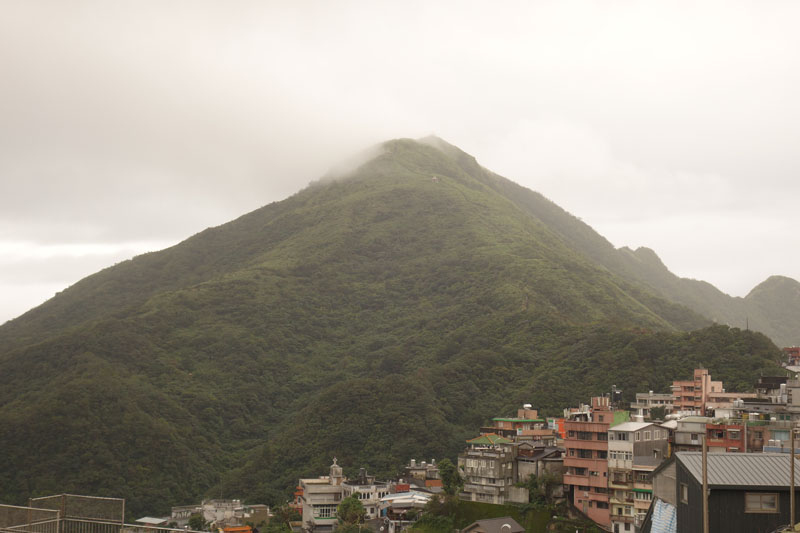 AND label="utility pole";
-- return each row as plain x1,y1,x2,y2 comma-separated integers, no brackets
792,427,796,531
702,435,709,533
